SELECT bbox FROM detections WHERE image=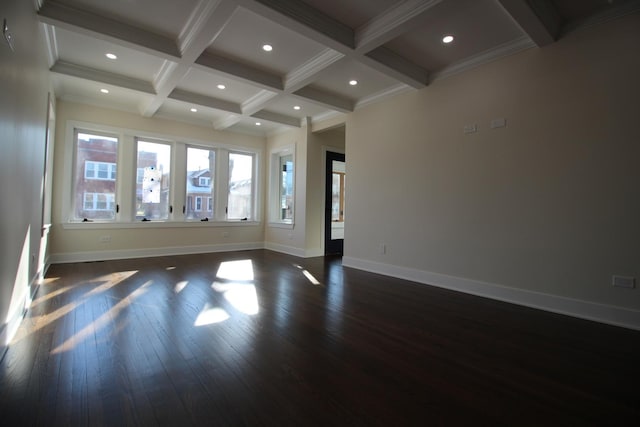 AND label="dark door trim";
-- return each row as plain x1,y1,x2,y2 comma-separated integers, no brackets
325,151,345,255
